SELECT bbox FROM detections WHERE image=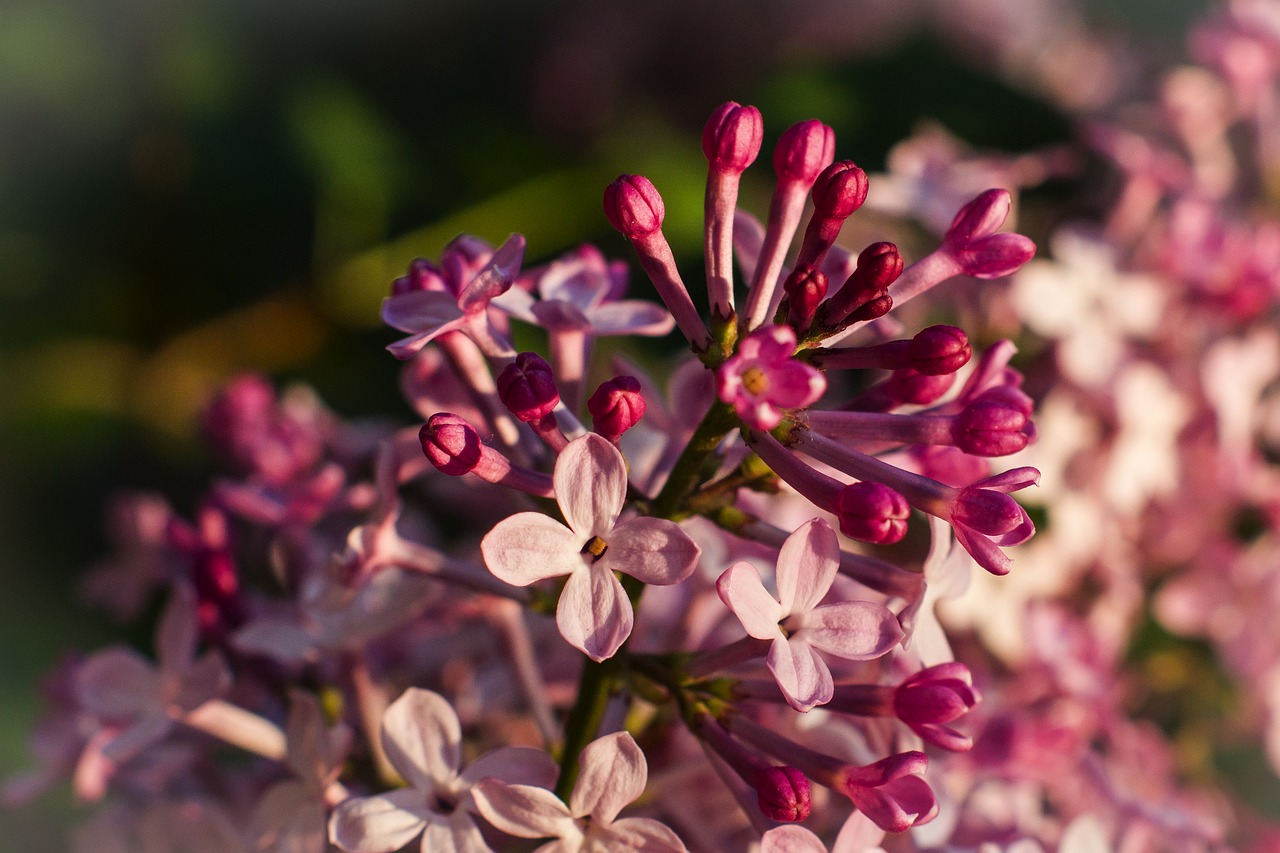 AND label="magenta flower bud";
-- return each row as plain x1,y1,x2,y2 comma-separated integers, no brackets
951,398,1035,456
773,119,836,186
894,663,981,752
419,413,482,475
953,232,1037,279
702,101,764,175
755,766,812,822
836,752,937,833
587,375,646,442
810,161,869,223
603,175,665,241
908,325,971,375
819,242,902,328
945,188,1012,246
880,369,955,406
390,258,447,296
496,352,560,424
784,265,828,331
835,482,911,544
951,486,1027,537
